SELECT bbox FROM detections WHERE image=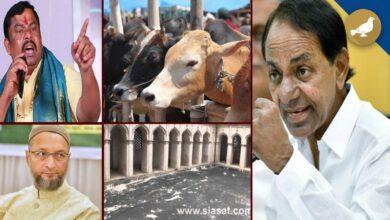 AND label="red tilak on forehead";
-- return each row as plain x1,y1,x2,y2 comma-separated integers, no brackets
23,15,28,25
